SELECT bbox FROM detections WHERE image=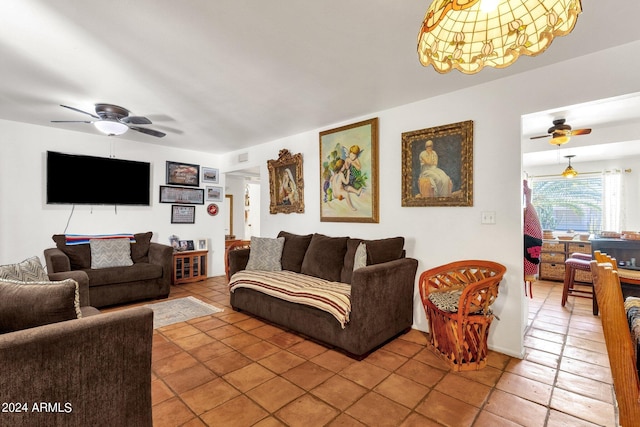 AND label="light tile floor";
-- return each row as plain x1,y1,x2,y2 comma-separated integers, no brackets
116,277,618,426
